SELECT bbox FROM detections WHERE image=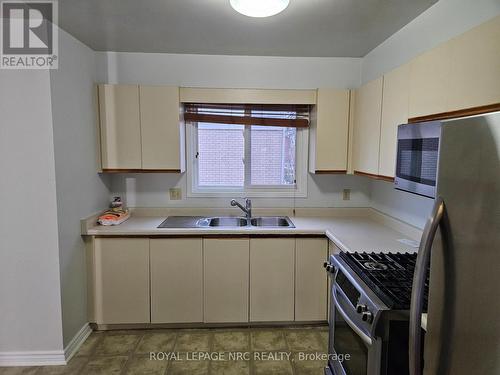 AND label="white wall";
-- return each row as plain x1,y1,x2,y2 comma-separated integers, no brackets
362,0,500,83
97,52,362,89
110,173,371,208
0,70,64,353
370,180,434,229
50,29,111,347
